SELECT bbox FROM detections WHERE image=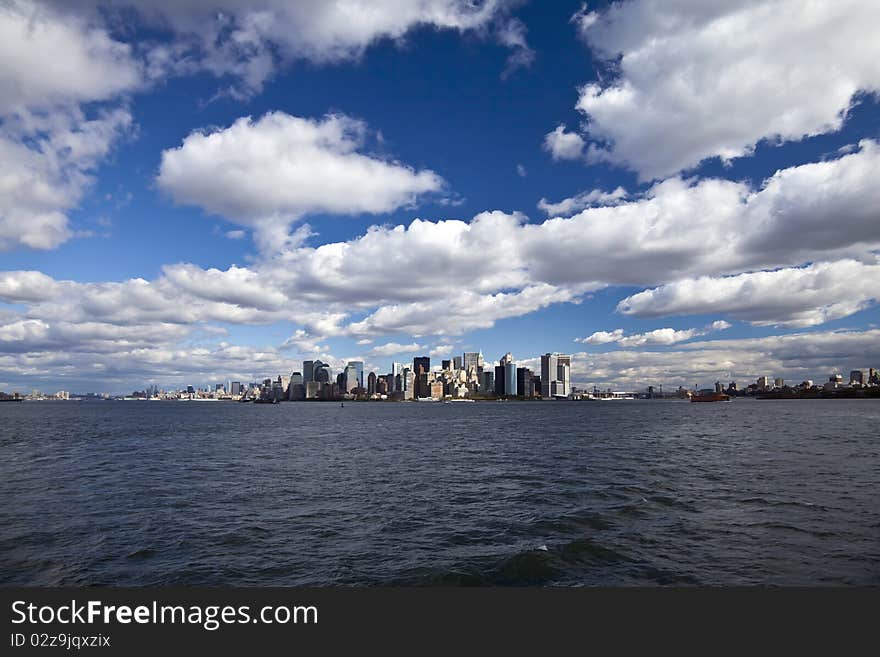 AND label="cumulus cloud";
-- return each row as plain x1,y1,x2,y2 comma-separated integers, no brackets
542,124,586,161
618,260,880,328
570,0,880,179
576,321,730,347
0,109,133,251
369,341,425,357
537,186,628,216
0,2,139,252
525,329,880,390
45,0,522,95
521,141,880,288
0,0,141,115
157,112,445,250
